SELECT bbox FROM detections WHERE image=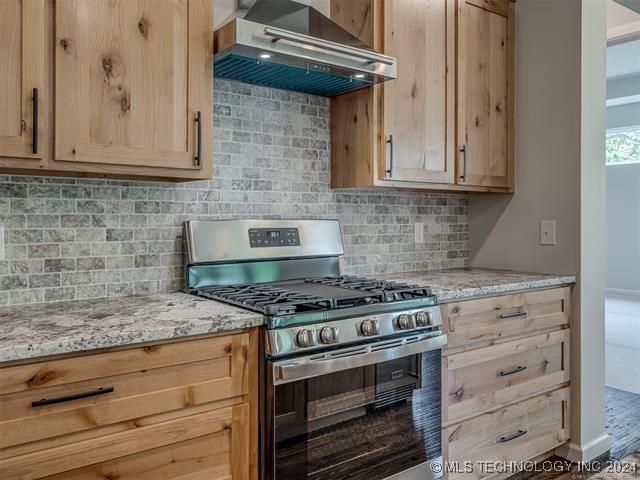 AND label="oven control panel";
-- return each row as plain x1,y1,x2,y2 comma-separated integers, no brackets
249,228,300,248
